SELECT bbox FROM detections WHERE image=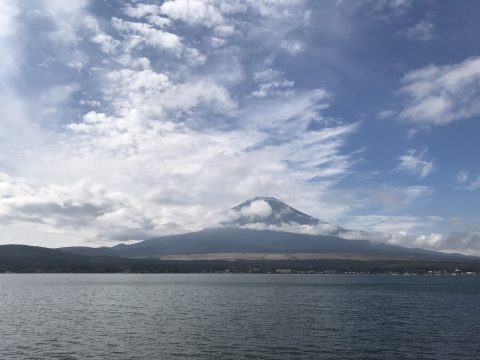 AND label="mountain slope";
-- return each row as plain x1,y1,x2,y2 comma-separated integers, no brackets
110,227,466,260
59,246,121,257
